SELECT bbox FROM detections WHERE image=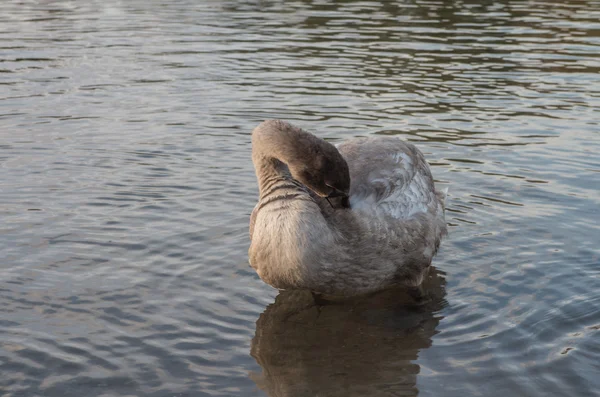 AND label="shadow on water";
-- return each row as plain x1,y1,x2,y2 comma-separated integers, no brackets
250,268,447,397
